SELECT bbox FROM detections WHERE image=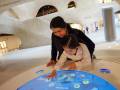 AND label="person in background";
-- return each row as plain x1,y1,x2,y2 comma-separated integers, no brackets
85,26,89,33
